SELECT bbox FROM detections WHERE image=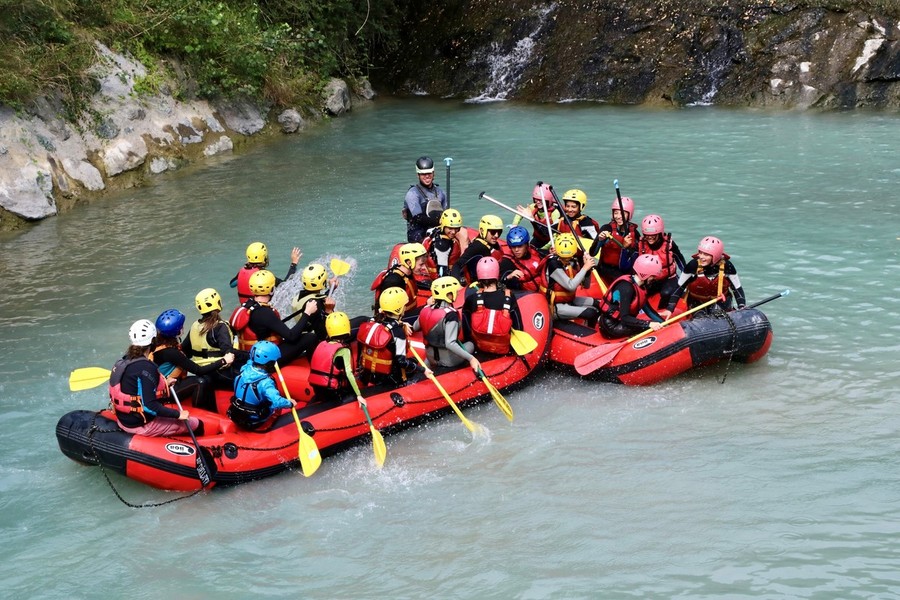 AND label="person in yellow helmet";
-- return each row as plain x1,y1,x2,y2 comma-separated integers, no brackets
371,242,426,315
424,208,470,278
233,269,319,365
537,234,601,325
229,242,301,304
357,288,432,387
451,214,505,285
181,288,240,391
556,188,601,240
307,311,366,407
